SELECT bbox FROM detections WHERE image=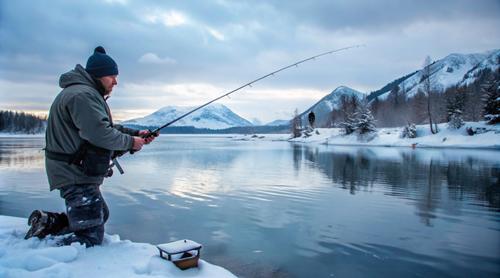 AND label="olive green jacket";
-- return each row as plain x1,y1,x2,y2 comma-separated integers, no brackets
45,64,136,190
